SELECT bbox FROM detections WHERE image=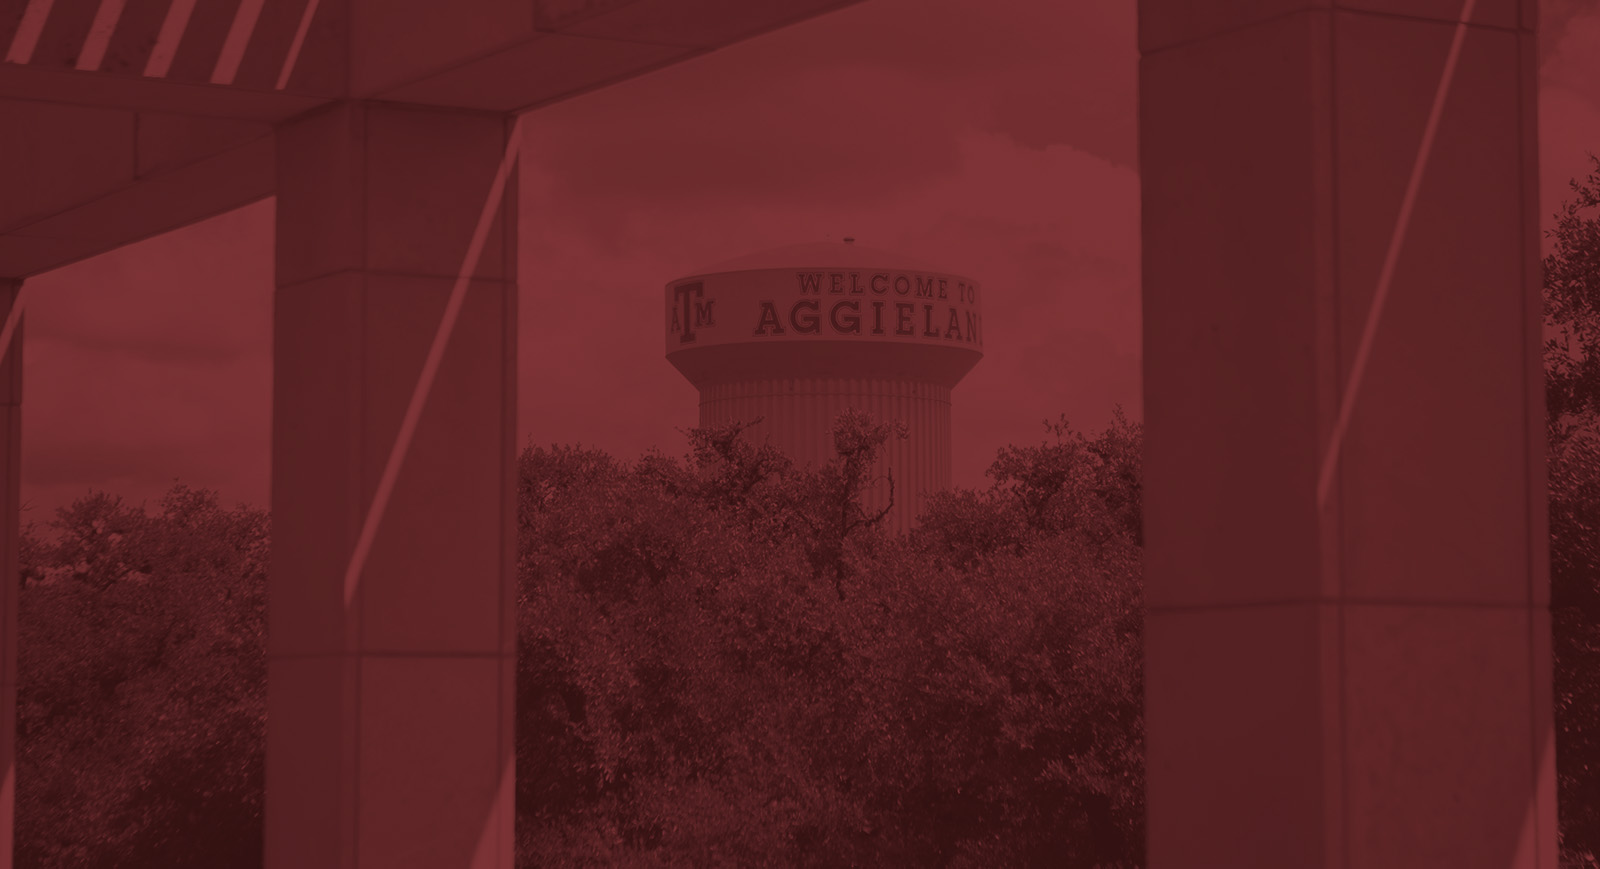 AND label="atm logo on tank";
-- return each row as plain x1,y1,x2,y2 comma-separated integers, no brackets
670,282,716,343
